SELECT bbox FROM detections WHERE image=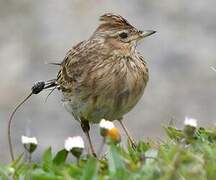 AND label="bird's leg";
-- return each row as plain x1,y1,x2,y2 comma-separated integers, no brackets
80,119,97,157
118,119,137,149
